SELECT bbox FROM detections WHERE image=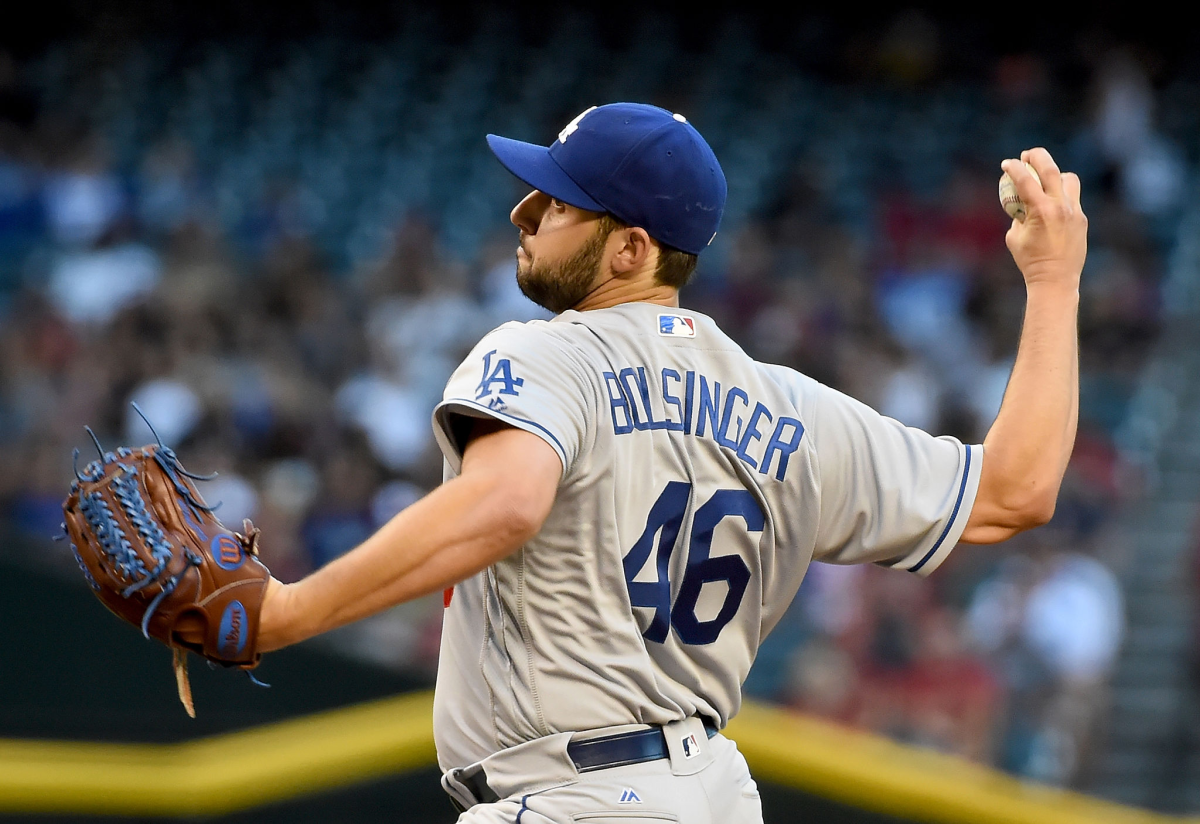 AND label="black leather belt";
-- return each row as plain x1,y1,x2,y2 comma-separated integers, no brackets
448,719,710,810
568,720,719,774
452,720,720,810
